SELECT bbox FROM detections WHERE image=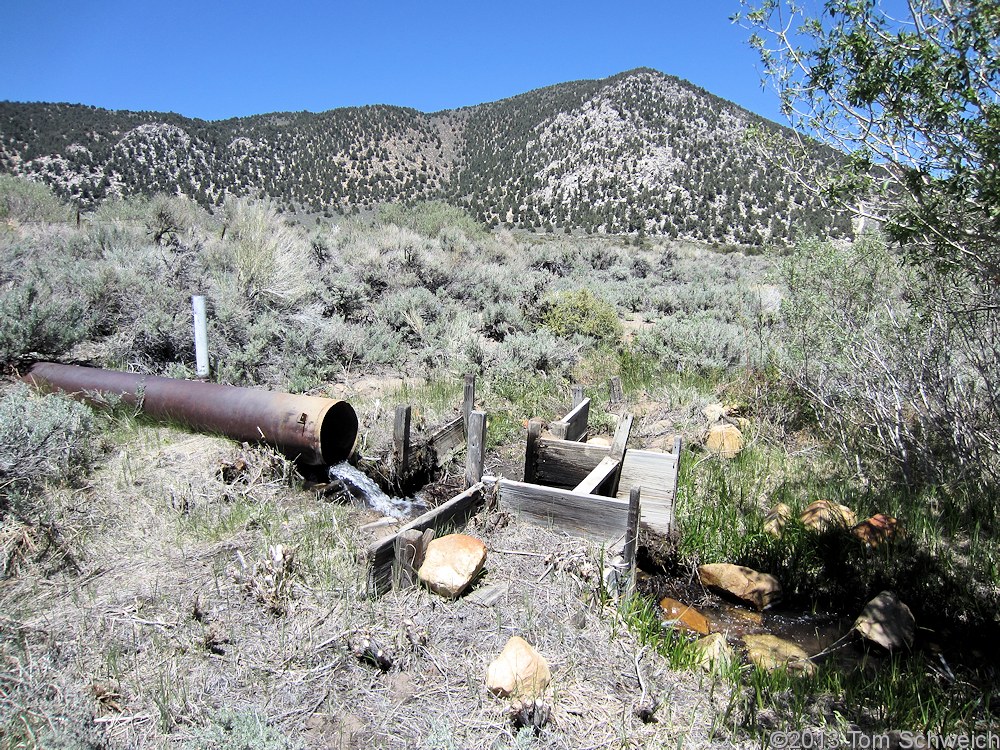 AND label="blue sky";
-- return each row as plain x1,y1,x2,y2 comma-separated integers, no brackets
0,1,780,122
